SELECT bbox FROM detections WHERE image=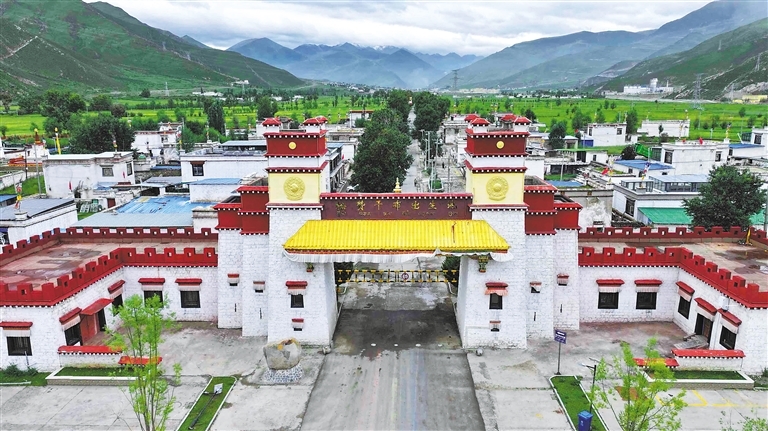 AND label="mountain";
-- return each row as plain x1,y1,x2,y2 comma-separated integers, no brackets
598,18,768,100
414,52,482,72
0,0,302,94
181,35,210,49
229,39,478,88
227,37,305,68
435,0,768,89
